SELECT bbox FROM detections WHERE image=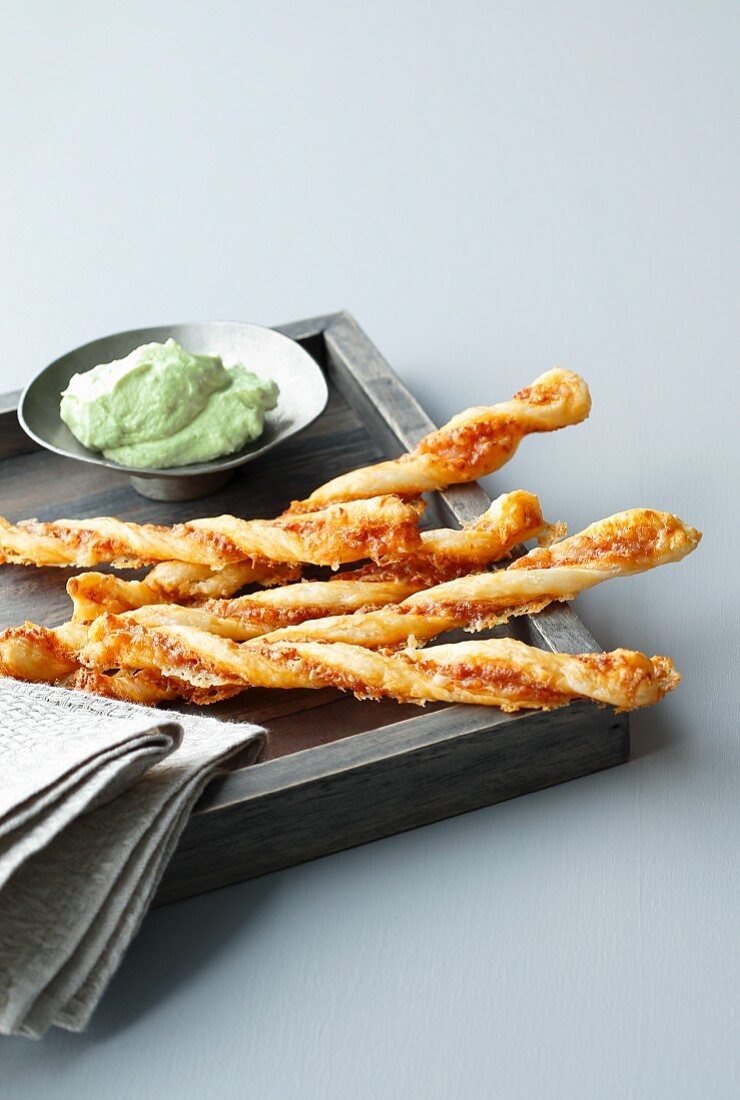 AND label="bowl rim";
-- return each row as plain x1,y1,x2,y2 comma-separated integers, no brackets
17,319,329,480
